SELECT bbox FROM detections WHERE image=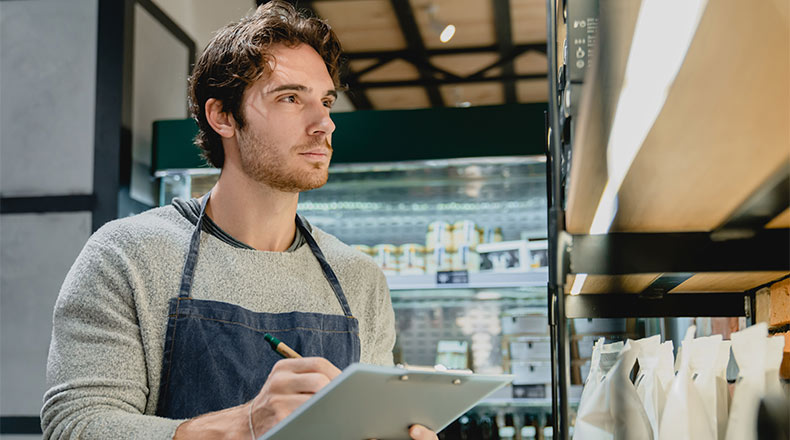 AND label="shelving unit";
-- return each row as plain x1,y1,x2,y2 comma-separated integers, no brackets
387,271,547,291
545,1,790,439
